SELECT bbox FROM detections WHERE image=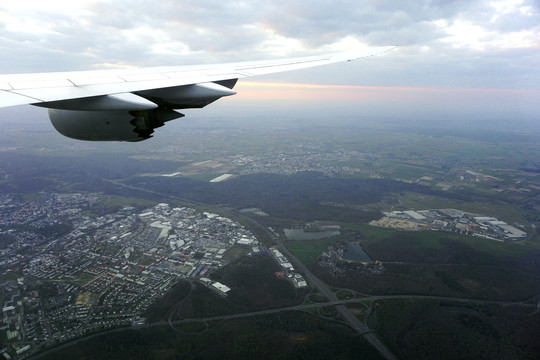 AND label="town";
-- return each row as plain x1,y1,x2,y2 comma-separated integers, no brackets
0,193,305,359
